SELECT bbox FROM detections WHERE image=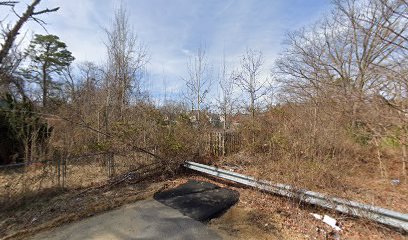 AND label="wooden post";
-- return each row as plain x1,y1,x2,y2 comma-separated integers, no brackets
111,152,115,177
57,157,61,187
106,152,115,179
62,157,67,188
106,154,111,178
